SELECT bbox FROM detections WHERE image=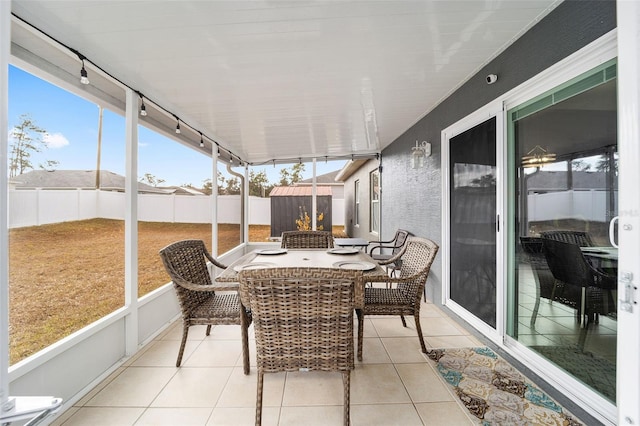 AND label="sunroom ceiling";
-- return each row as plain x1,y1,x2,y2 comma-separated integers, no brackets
10,0,559,165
